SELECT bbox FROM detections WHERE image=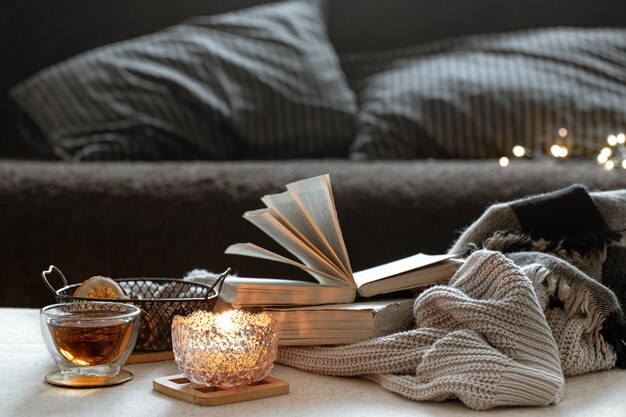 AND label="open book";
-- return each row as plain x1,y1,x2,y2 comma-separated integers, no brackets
225,174,460,306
